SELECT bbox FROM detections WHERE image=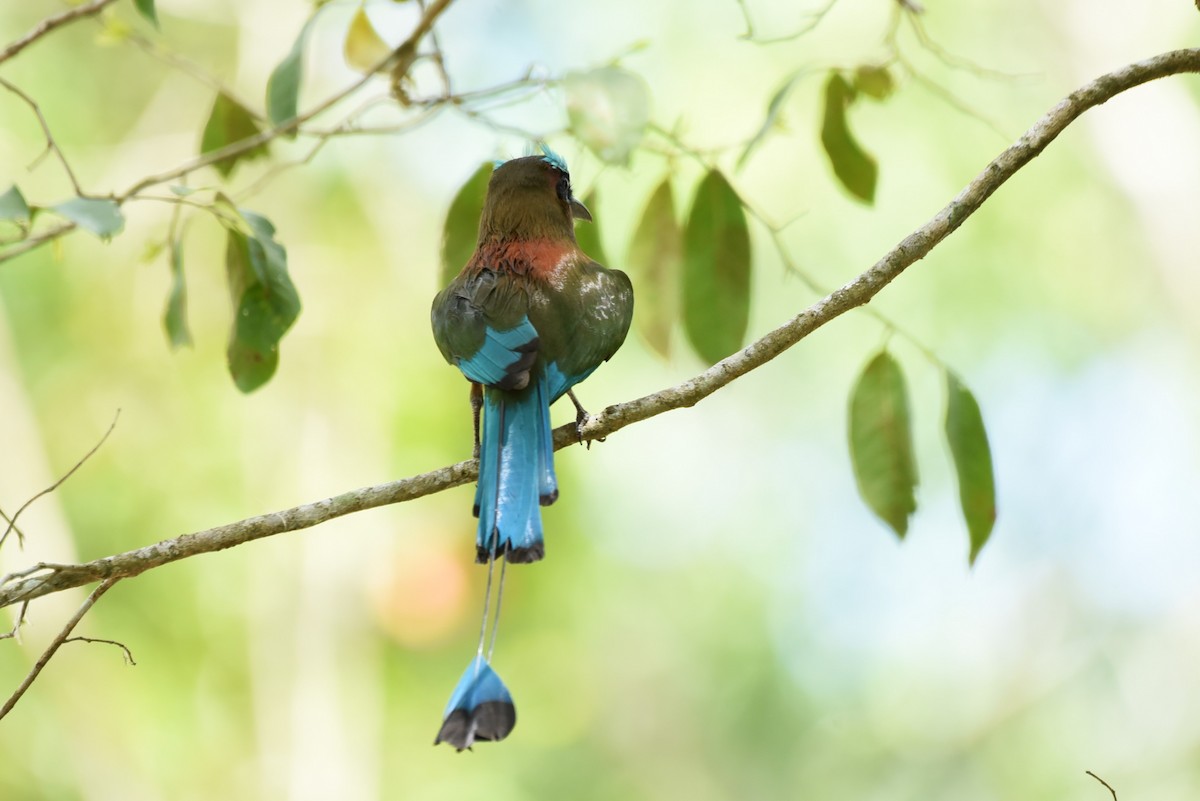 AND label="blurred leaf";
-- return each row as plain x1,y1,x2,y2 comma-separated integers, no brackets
626,177,681,358
163,237,192,349
439,162,491,287
738,69,806,169
133,0,159,28
820,72,877,204
51,197,125,239
848,351,918,538
95,12,132,45
945,372,996,565
0,185,31,225
169,185,196,196
852,65,895,101
201,92,268,178
344,6,391,74
573,190,608,267
223,209,301,392
563,67,651,166
682,169,751,365
267,18,314,130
